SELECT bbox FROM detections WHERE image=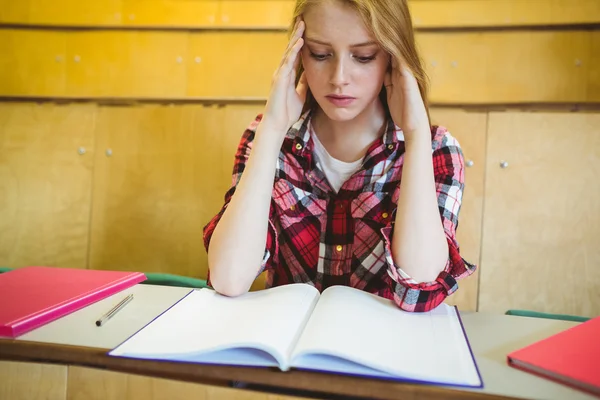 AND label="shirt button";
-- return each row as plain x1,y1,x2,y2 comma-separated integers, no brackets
387,144,394,150
290,205,296,211
335,245,343,252
295,143,303,150
382,212,389,218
